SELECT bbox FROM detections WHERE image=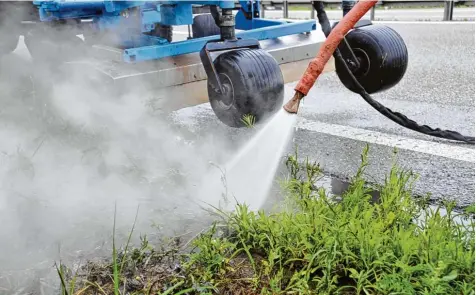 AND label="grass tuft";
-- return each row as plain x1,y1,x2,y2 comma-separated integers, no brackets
241,114,256,128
